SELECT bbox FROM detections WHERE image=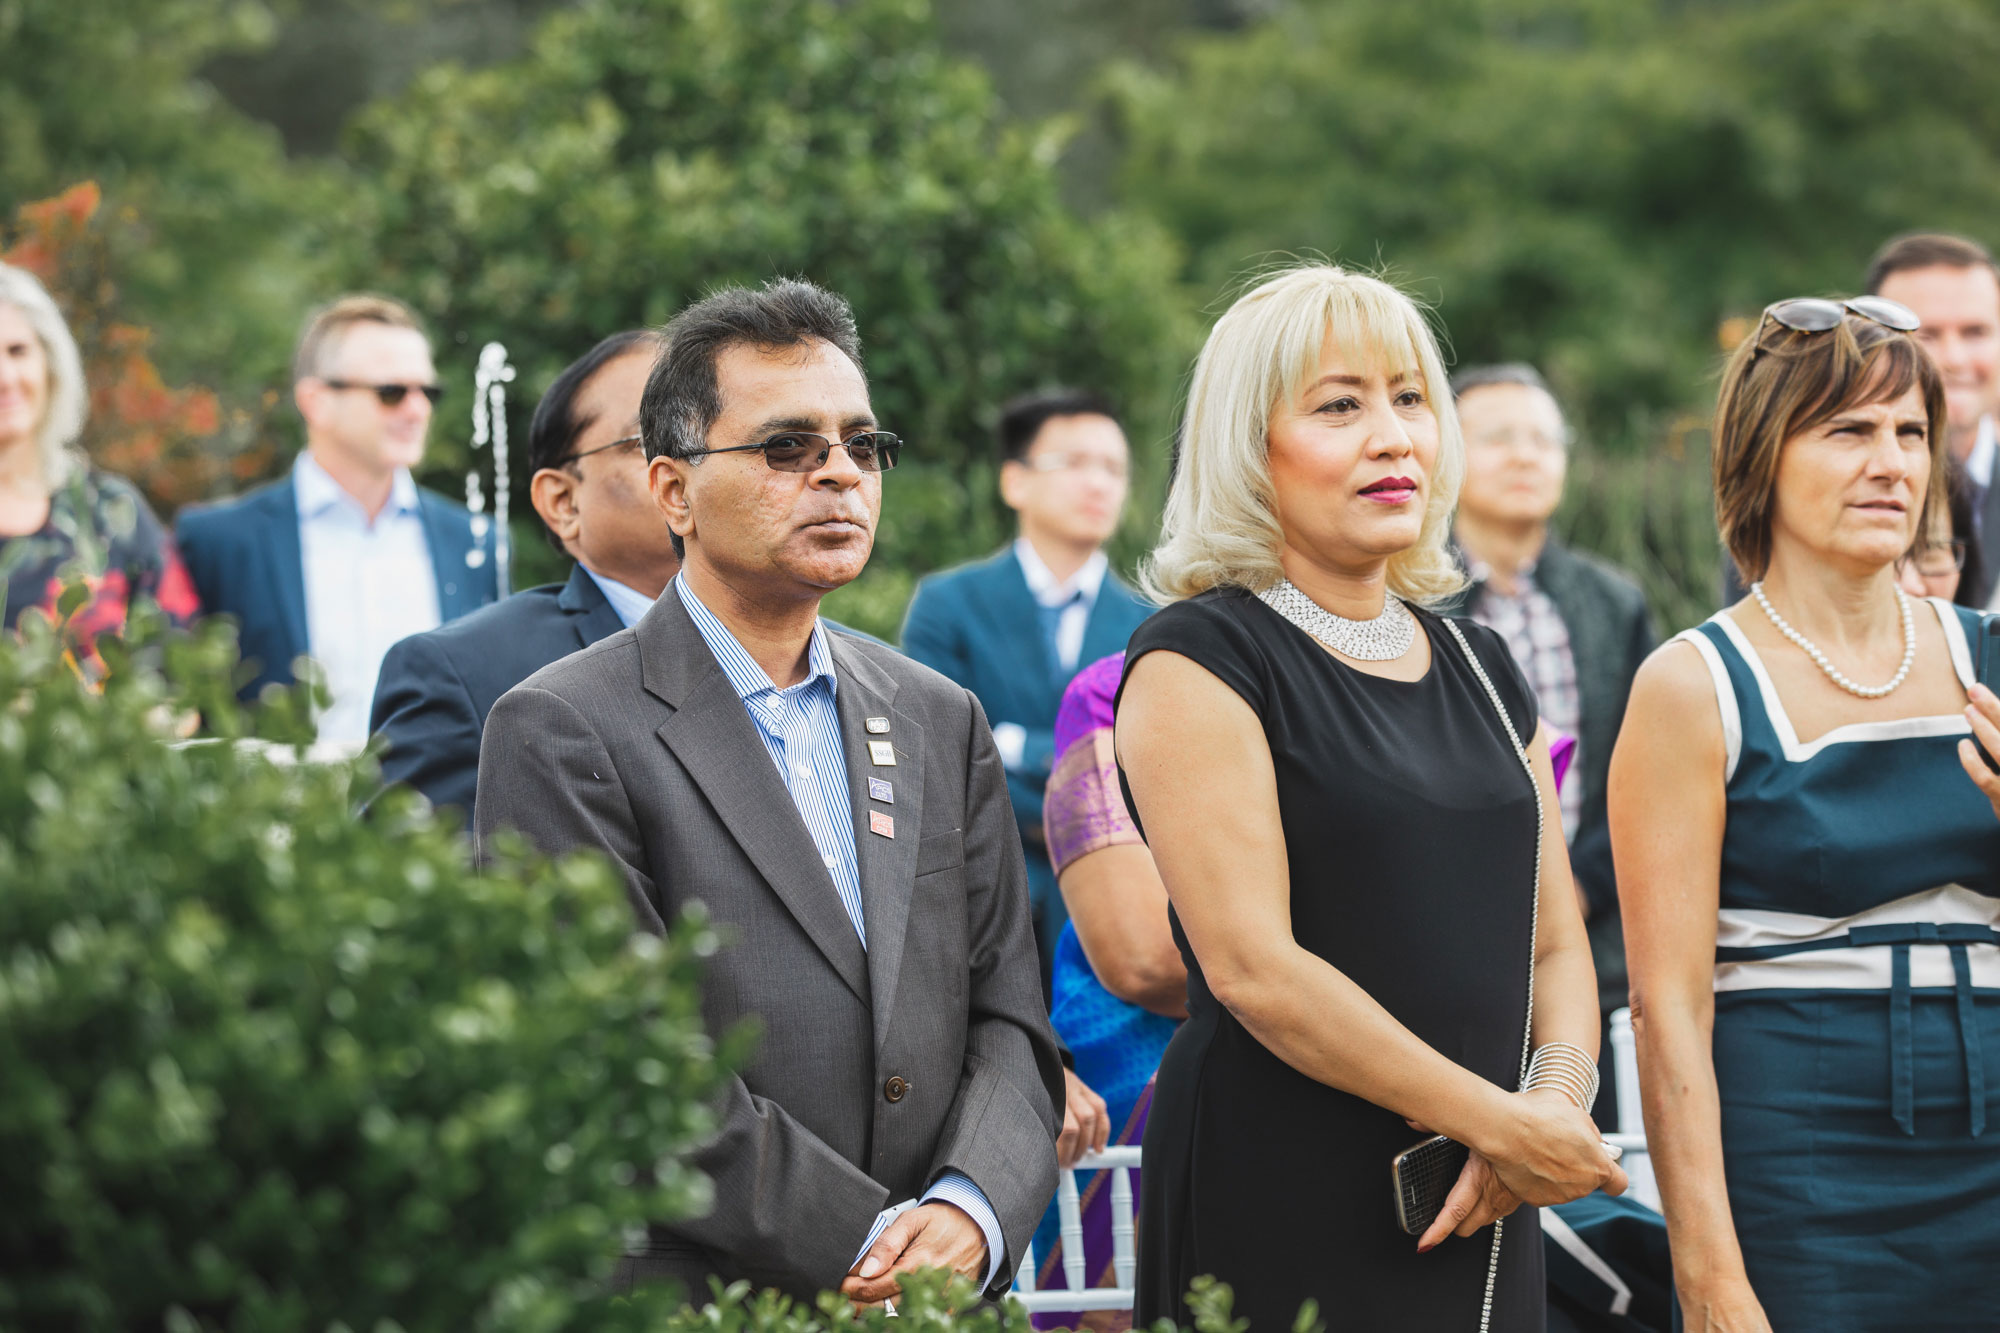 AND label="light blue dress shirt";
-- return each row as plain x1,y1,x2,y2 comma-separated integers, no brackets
581,566,657,628
294,453,440,747
674,576,1006,1287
